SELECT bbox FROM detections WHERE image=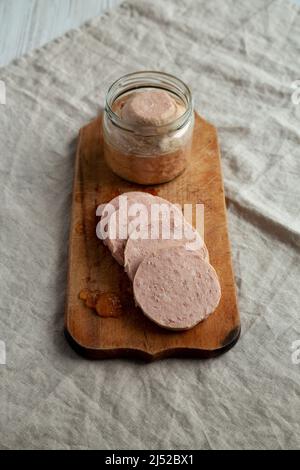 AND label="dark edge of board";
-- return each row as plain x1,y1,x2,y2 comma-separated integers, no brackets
64,325,241,362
